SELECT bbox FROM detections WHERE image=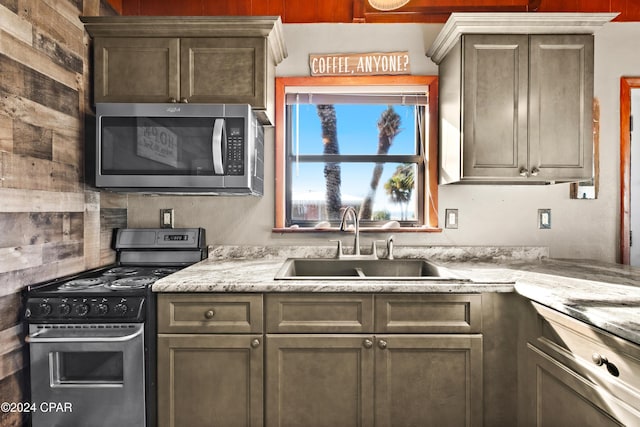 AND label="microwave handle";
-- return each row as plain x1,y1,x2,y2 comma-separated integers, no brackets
212,118,225,175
